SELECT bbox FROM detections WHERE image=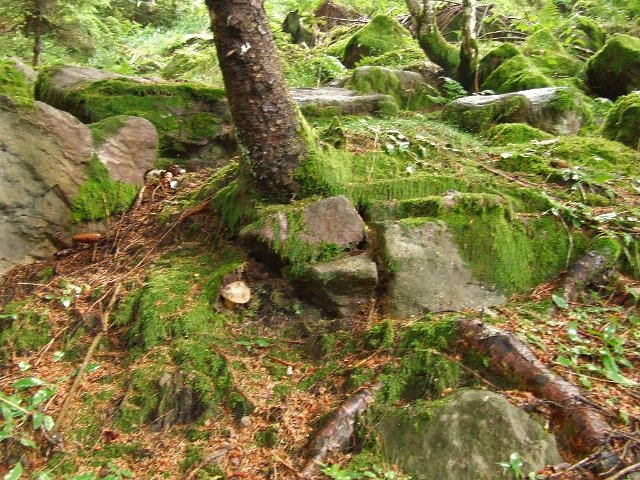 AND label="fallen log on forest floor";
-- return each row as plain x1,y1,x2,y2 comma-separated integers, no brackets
301,382,383,477
563,245,619,302
455,318,612,454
